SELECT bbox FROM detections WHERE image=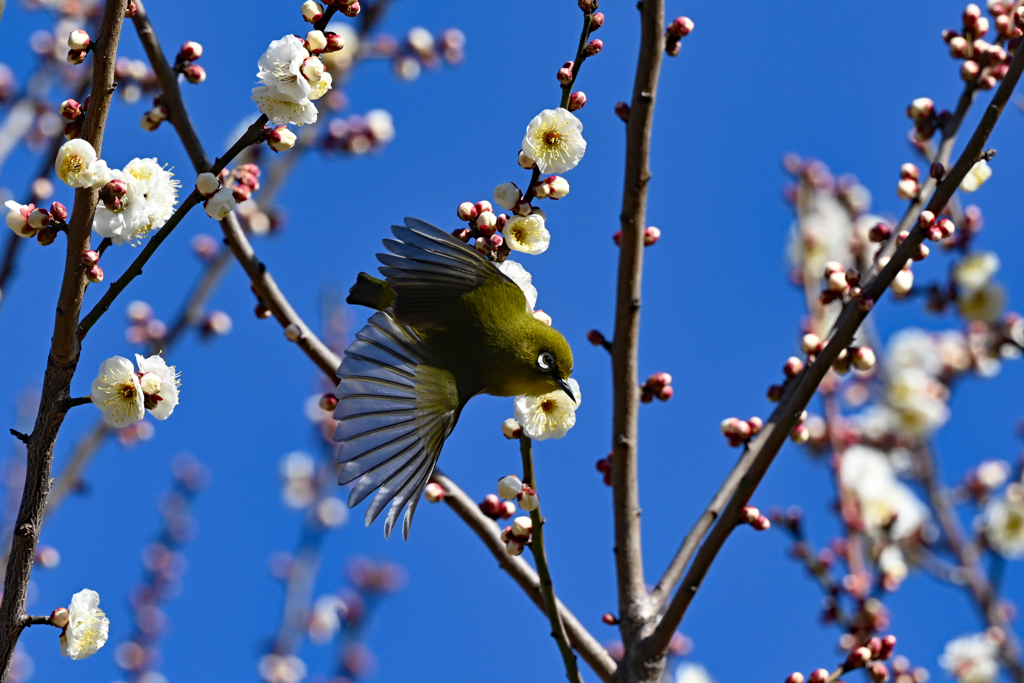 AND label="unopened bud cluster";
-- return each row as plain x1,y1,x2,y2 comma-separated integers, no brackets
640,372,673,402
495,474,539,514
896,163,920,200
789,635,896,683
942,3,1020,90
221,163,261,203
818,261,867,306
141,95,171,132
303,0,361,23
479,493,516,521
174,41,206,84
741,505,771,531
5,200,67,245
59,97,87,140
665,16,694,56
454,199,506,259
596,452,613,486
66,29,92,65
501,516,533,556
720,416,764,448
